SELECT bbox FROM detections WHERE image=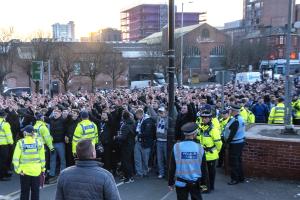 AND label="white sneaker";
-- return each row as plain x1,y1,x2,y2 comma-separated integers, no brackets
158,175,164,179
